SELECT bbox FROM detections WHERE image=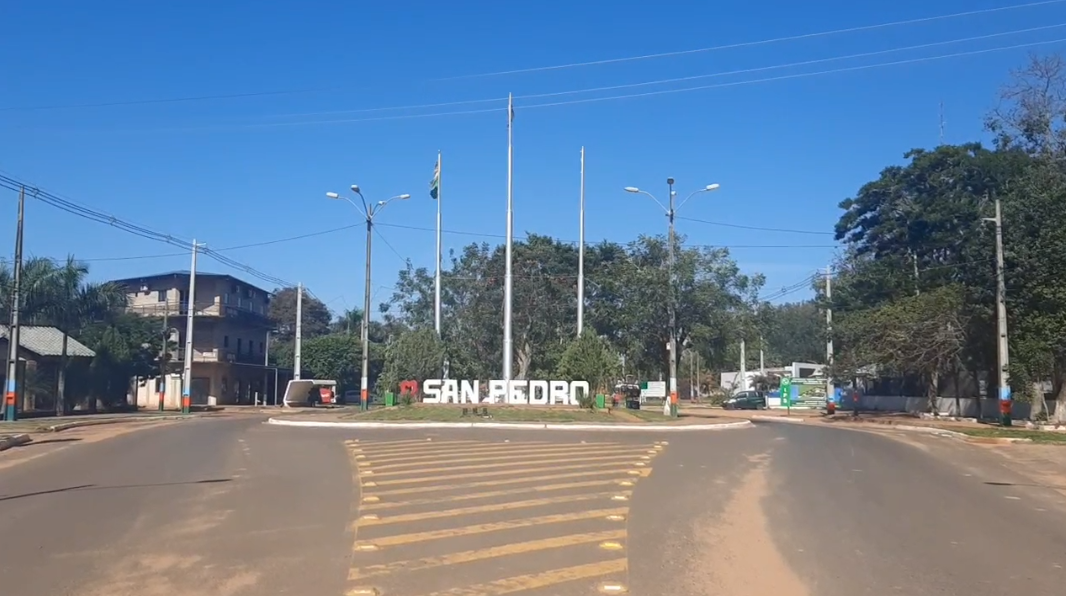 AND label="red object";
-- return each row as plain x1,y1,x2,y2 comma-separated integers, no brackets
827,401,836,415
1000,400,1012,415
319,387,333,404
